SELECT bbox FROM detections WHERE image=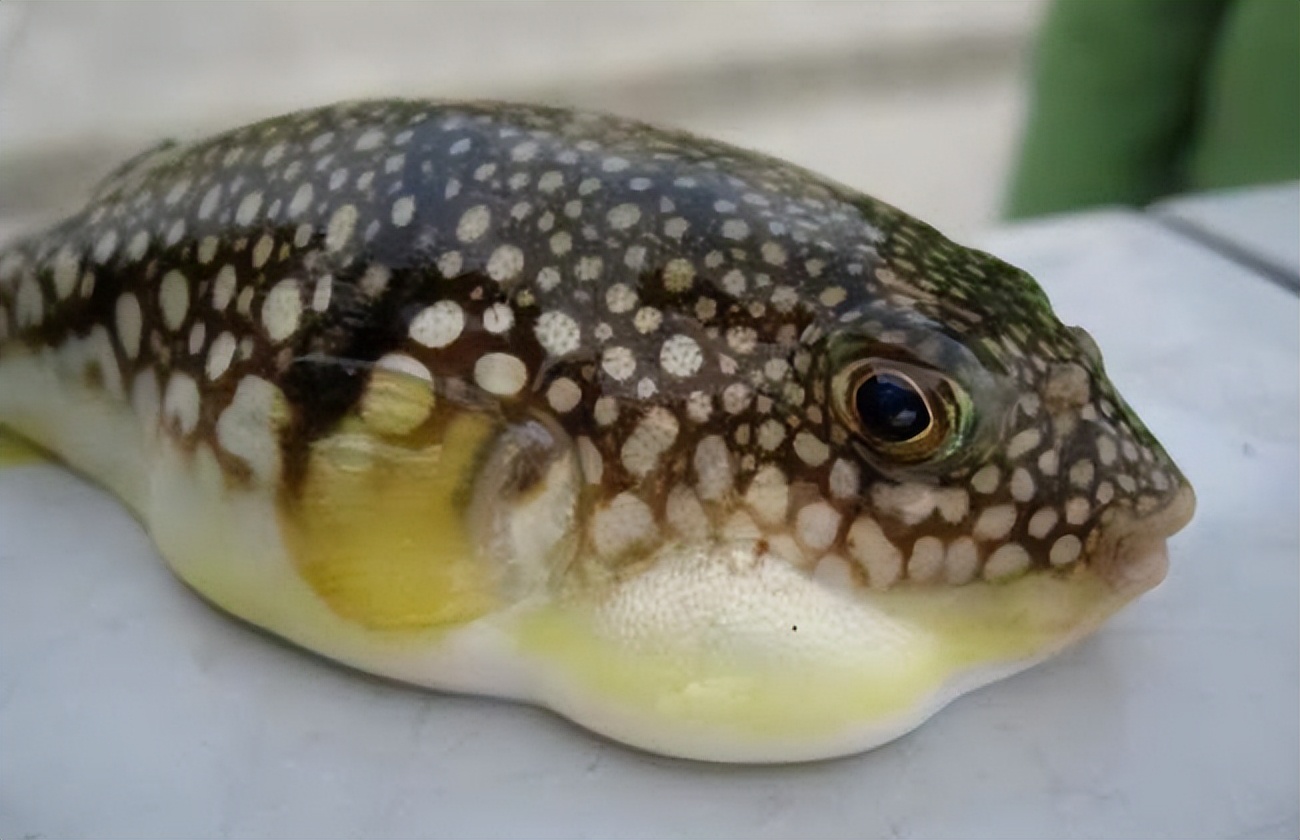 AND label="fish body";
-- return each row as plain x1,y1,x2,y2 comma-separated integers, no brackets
0,100,1195,762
